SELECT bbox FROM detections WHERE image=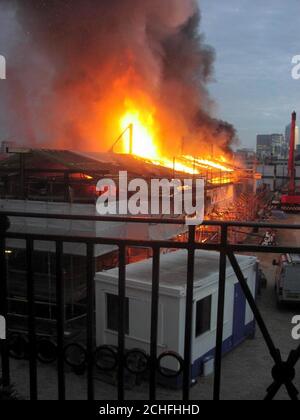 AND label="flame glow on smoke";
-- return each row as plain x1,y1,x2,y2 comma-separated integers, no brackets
3,0,237,161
